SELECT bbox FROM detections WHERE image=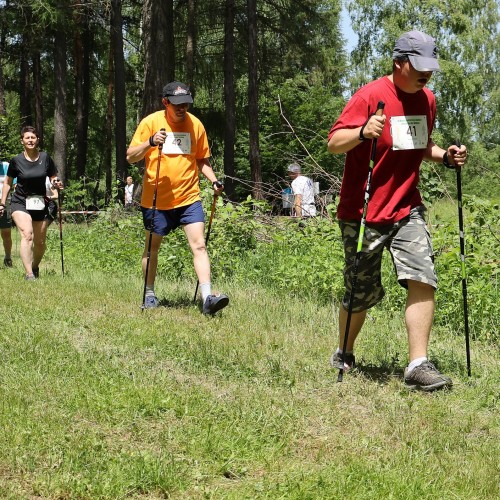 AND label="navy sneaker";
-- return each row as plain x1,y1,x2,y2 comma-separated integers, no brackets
203,294,229,315
143,295,159,309
330,351,356,371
